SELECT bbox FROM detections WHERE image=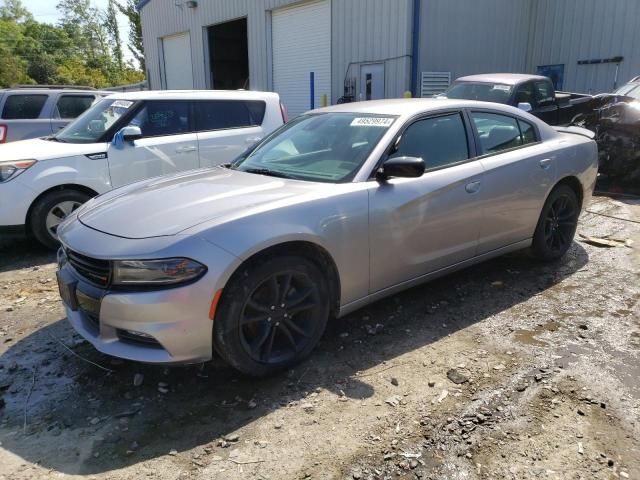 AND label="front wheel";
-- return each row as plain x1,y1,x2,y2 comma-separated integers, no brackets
213,256,330,377
531,185,580,262
29,189,90,249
